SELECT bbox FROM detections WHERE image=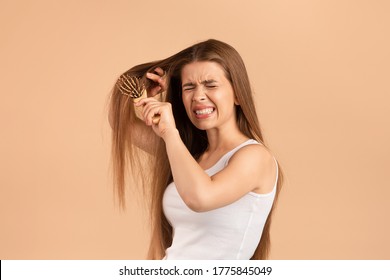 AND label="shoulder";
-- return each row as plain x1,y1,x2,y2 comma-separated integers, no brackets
230,142,274,165
228,143,277,193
